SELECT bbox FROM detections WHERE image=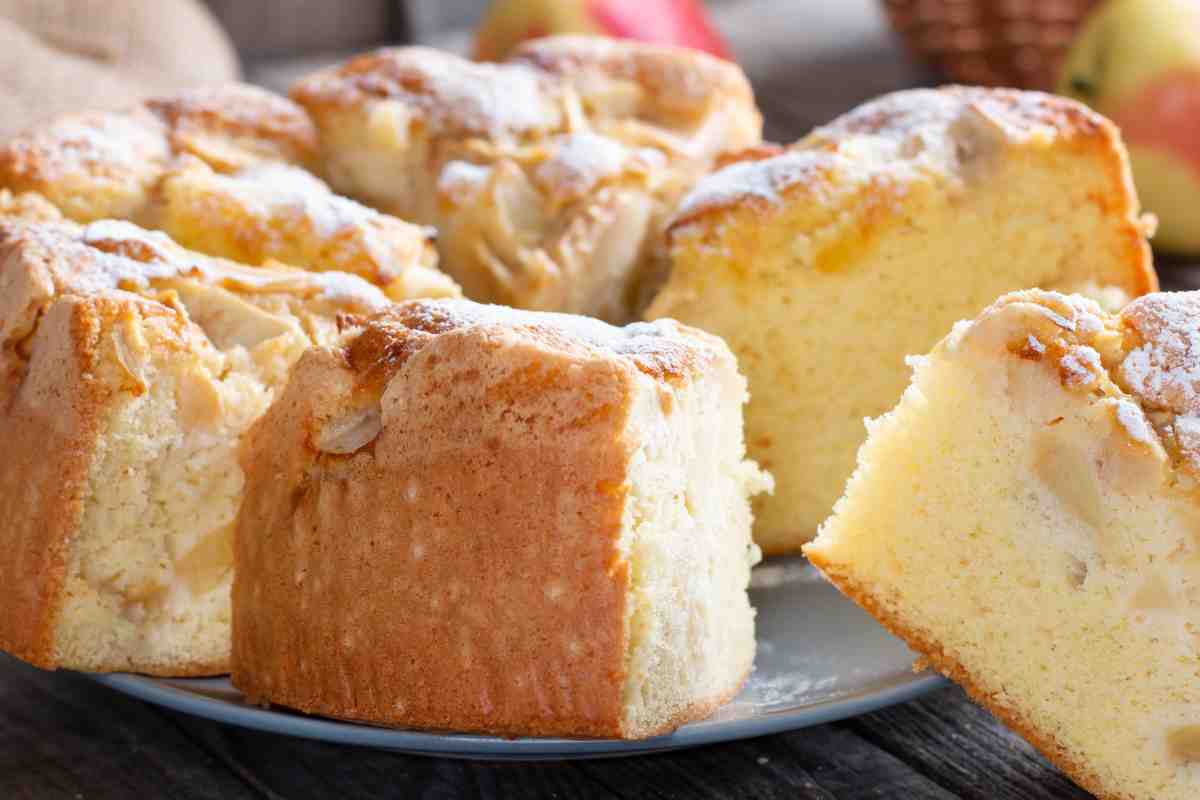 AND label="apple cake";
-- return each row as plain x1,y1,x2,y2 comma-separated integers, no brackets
232,299,771,737
806,289,1200,800
290,36,761,321
0,214,387,675
0,85,457,302
647,86,1157,554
